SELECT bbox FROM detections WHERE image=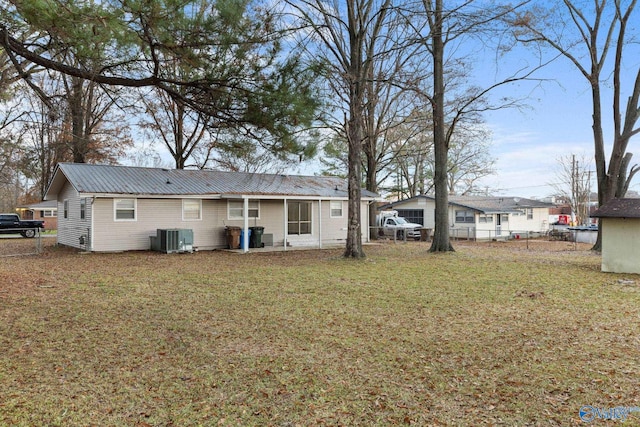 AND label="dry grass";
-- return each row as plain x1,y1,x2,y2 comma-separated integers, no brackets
1,238,639,426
